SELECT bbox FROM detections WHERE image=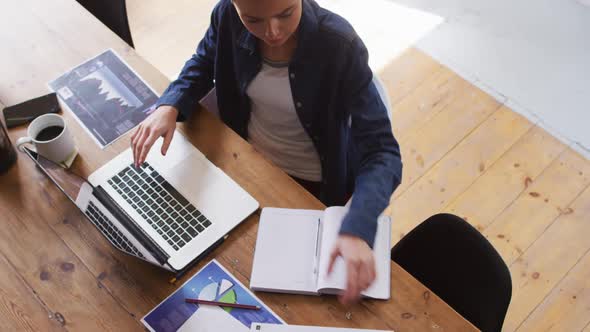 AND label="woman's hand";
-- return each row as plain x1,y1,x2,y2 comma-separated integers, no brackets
327,234,376,305
131,105,179,167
